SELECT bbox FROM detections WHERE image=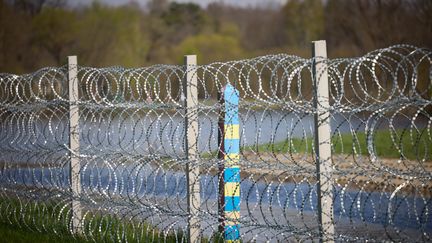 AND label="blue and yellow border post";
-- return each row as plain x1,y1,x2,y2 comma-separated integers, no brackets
218,84,240,242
